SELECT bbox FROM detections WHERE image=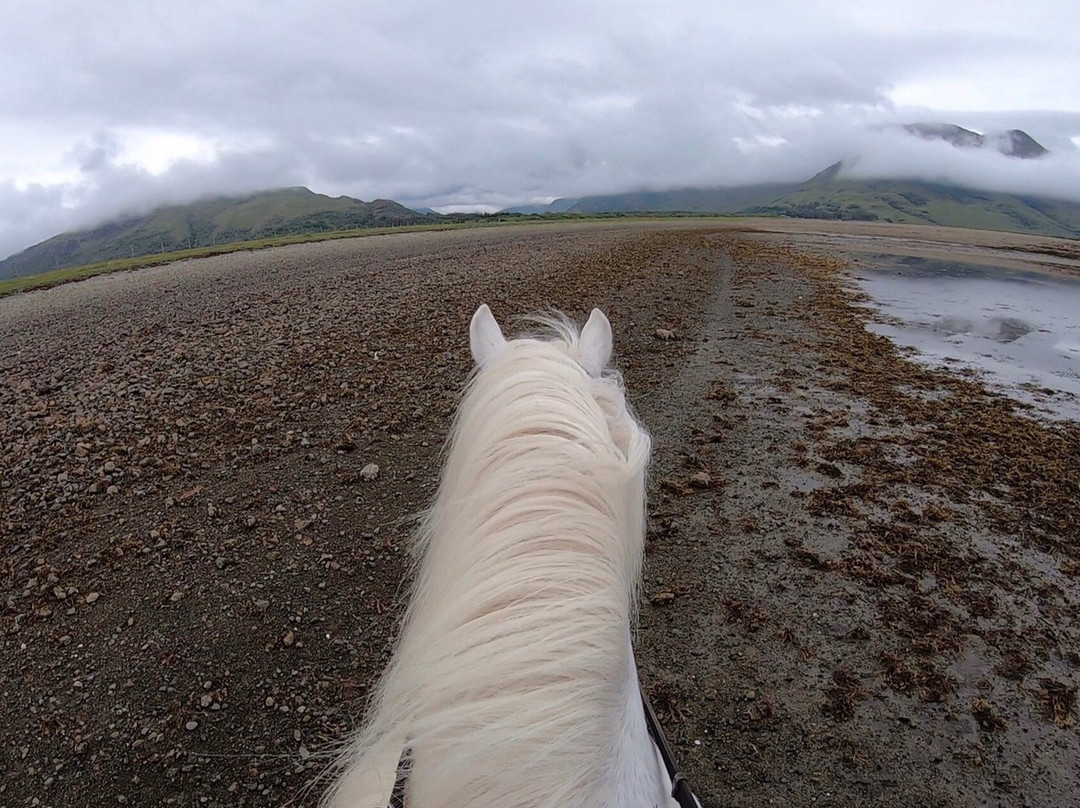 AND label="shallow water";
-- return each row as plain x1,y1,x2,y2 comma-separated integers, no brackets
852,256,1080,421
